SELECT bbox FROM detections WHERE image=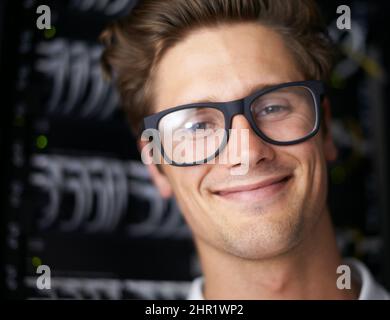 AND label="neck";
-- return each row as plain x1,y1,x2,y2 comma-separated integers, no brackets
194,208,359,299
